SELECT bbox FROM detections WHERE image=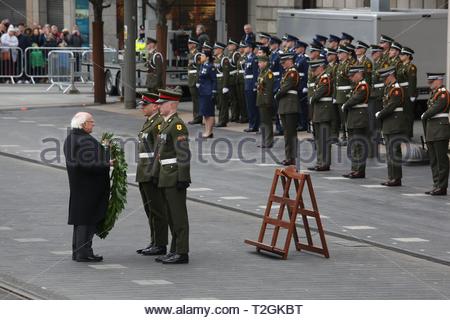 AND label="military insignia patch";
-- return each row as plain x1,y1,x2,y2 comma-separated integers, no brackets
268,73,273,79
176,124,183,131
158,124,161,130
